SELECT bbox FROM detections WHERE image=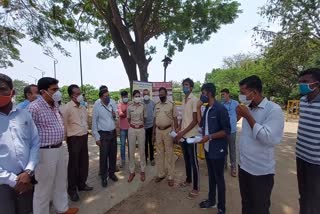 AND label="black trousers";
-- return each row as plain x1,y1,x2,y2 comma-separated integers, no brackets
239,167,274,214
206,154,226,211
145,127,154,162
0,184,33,214
297,157,320,214
67,134,89,193
181,141,199,191
99,130,117,180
